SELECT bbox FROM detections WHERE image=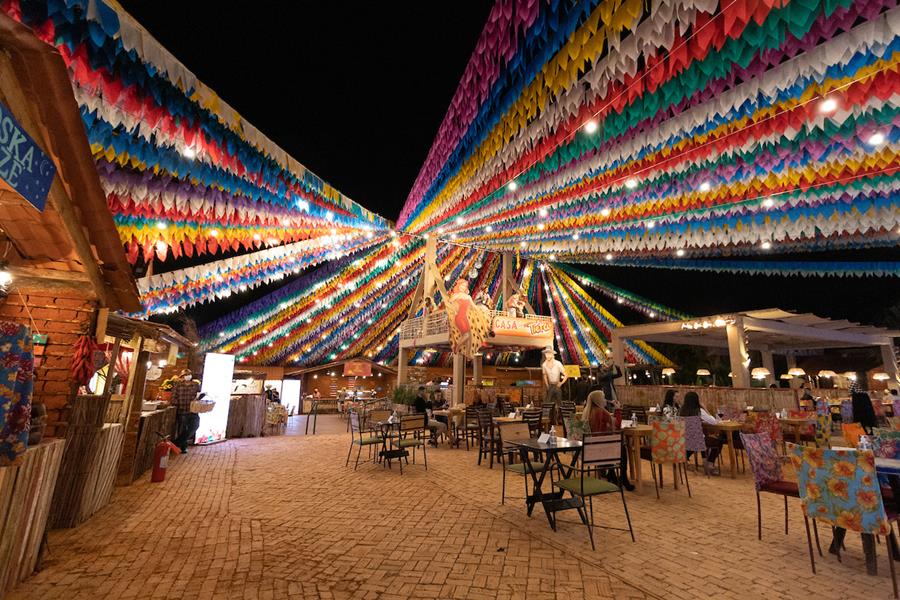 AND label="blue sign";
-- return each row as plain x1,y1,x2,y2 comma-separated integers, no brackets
0,100,56,211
